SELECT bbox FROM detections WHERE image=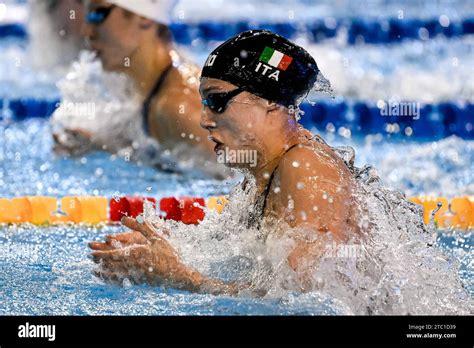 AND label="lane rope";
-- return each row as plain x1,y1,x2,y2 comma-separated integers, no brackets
0,195,472,230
